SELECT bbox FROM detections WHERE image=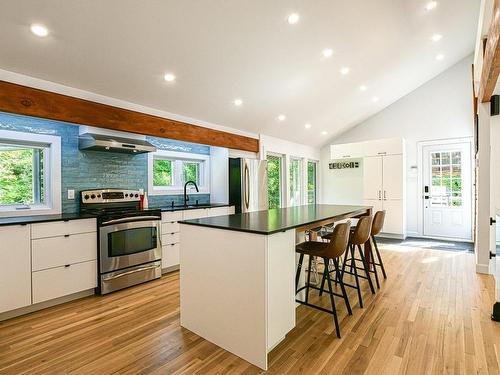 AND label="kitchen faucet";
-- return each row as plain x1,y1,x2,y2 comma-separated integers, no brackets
183,180,199,206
